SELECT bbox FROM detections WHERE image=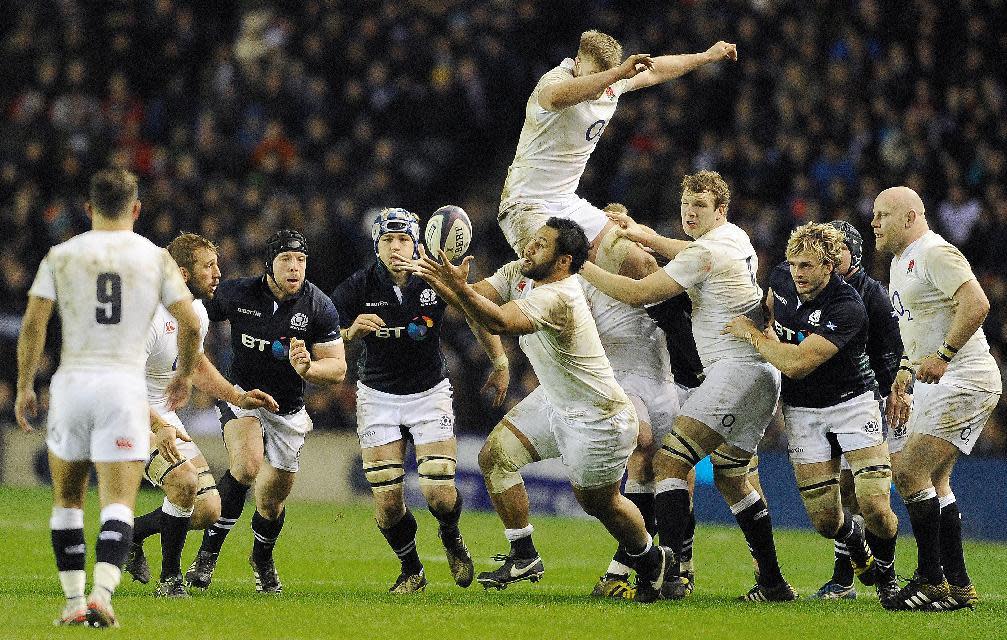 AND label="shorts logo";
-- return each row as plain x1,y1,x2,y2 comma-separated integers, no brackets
407,315,434,341
439,415,454,428
586,119,607,141
165,321,176,334
115,437,134,450
517,280,527,292
788,446,804,455
808,310,821,326
907,259,915,274
960,427,973,443
420,288,437,306
892,425,908,440
864,420,880,434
